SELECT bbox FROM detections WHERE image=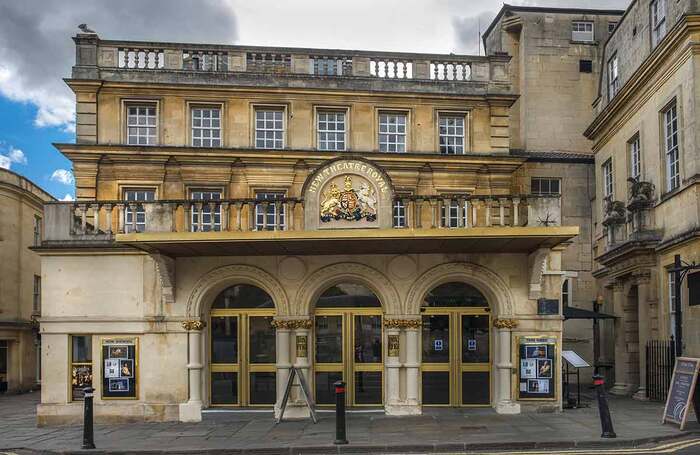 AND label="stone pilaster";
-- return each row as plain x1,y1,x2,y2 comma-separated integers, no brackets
610,279,634,395
179,320,206,422
384,318,421,415
633,272,651,401
272,318,312,419
493,318,521,414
